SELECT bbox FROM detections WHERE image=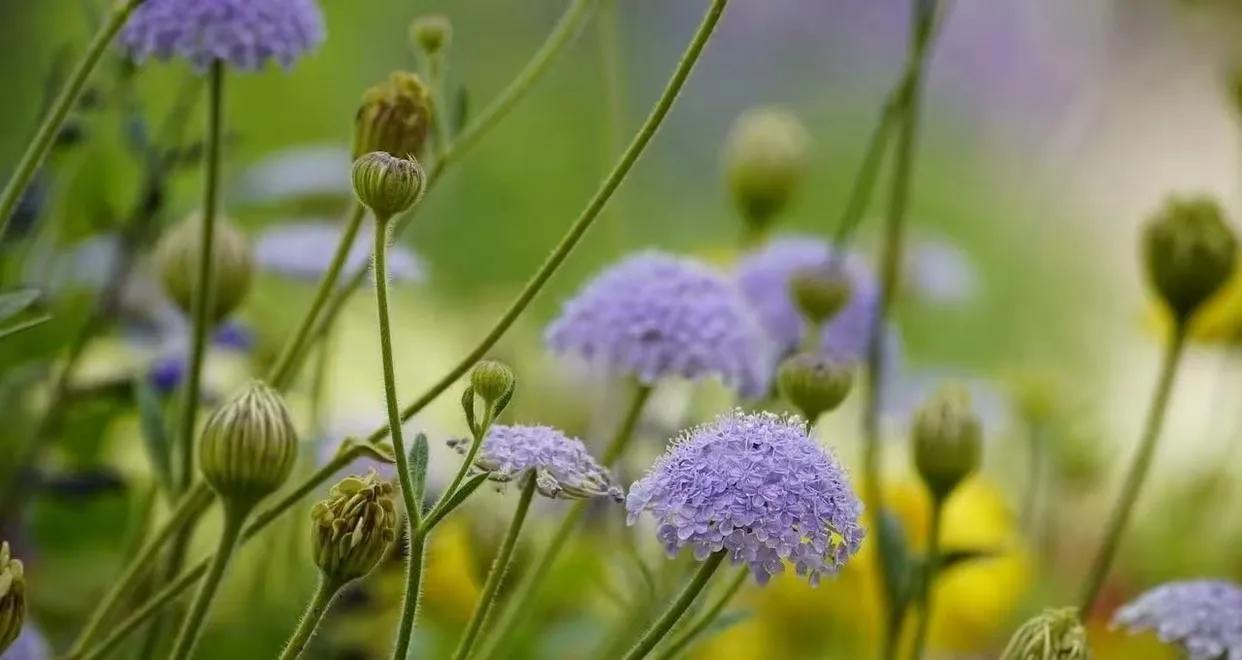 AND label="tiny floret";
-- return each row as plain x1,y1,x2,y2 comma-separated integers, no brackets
0,542,24,655
1000,607,1089,660
626,410,864,585
1112,579,1242,660
310,472,398,583
451,425,621,501
199,380,298,506
546,251,771,398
